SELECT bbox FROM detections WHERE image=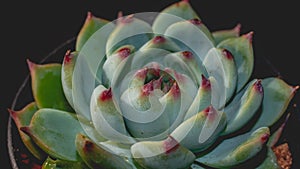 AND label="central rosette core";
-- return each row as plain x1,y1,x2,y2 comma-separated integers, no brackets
121,65,183,140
